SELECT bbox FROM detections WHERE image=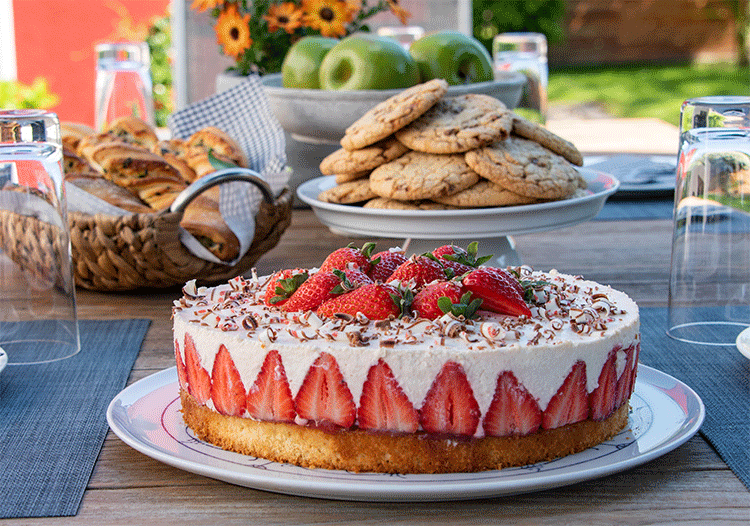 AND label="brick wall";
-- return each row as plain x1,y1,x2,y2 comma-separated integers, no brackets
550,0,738,65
